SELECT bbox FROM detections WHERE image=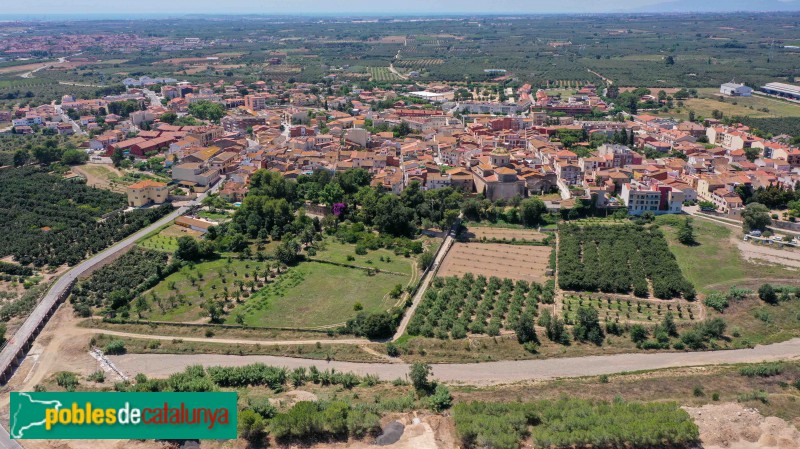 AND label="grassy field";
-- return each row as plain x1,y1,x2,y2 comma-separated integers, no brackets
312,238,415,276
230,261,408,328
666,88,800,121
718,296,800,347
656,215,797,292
138,224,201,253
